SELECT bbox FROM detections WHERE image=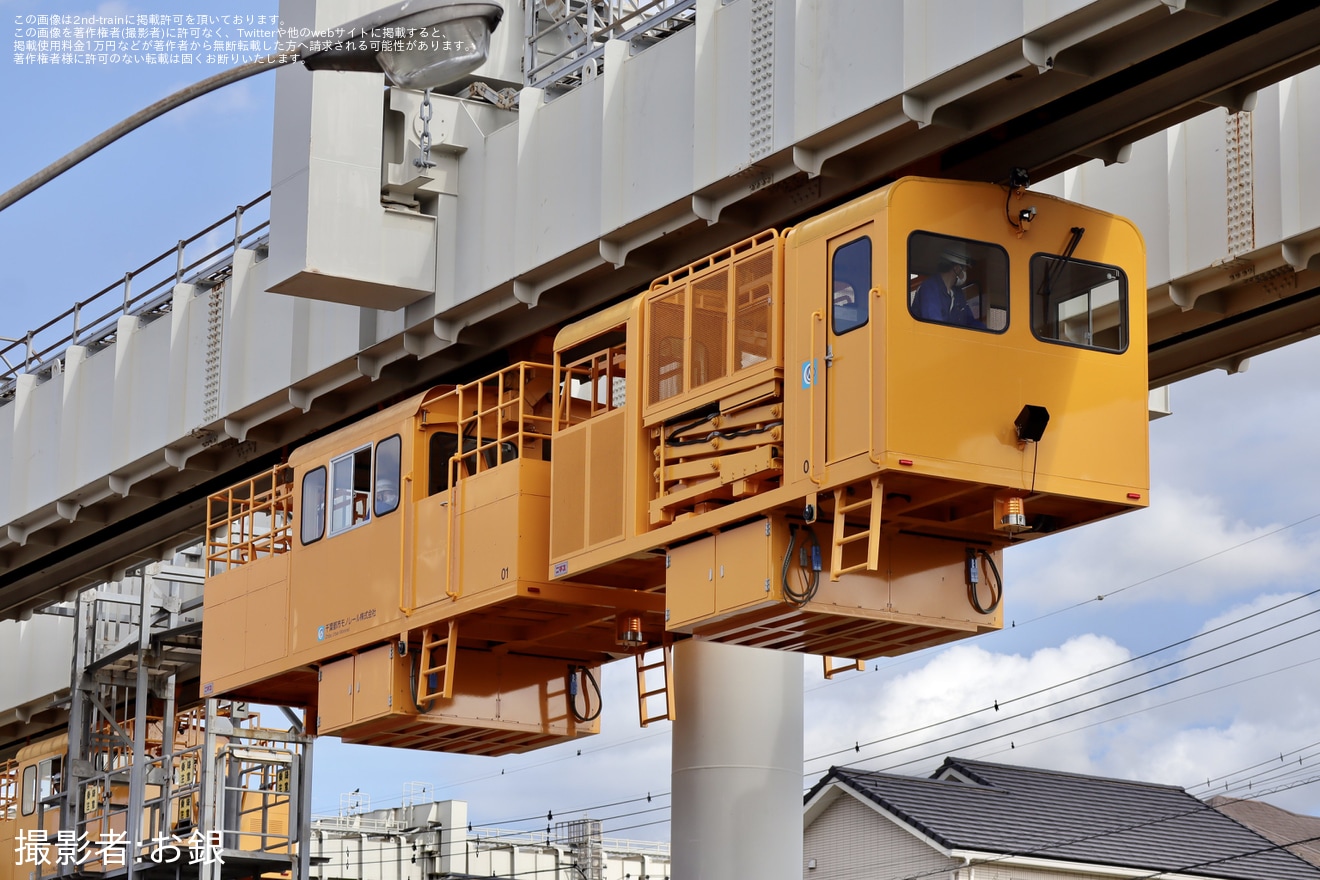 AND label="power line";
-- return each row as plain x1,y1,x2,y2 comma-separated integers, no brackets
804,508,1320,701
844,621,1320,773
966,654,1320,766
310,520,1320,849
807,774,1320,880
1190,736,1320,793
1012,510,1320,627
310,752,1320,878
316,598,1320,844
319,587,1320,830
807,588,1320,765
